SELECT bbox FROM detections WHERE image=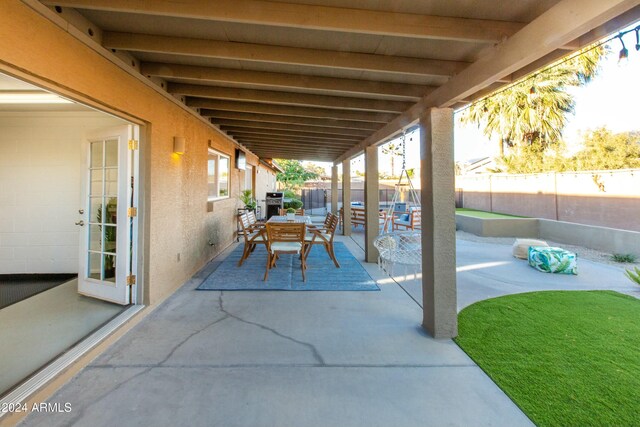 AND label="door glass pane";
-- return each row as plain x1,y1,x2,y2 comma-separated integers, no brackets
103,225,117,253
104,198,117,225
88,252,102,280
89,225,102,252
91,141,103,168
105,169,118,196
105,139,118,167
90,169,103,195
103,254,116,282
89,197,103,223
